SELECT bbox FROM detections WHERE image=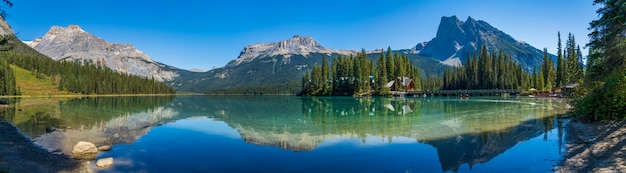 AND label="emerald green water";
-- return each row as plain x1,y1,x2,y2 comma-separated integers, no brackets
0,96,569,172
